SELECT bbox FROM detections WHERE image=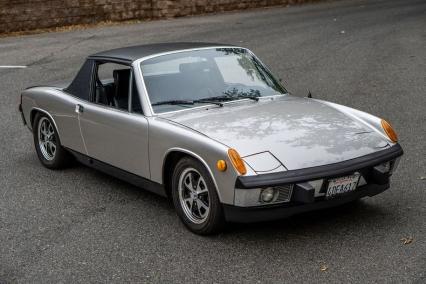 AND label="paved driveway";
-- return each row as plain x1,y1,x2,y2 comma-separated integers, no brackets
0,0,425,282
